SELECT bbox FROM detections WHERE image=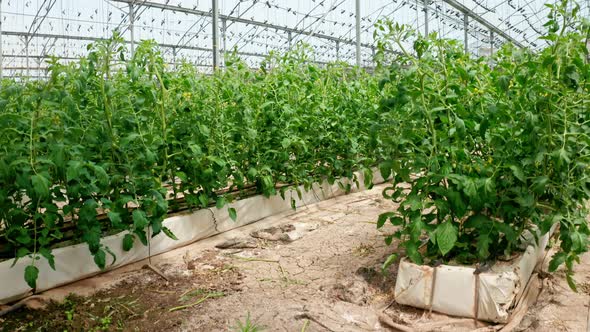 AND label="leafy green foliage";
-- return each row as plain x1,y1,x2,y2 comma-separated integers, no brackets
0,38,380,289
374,0,590,289
24,265,39,289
